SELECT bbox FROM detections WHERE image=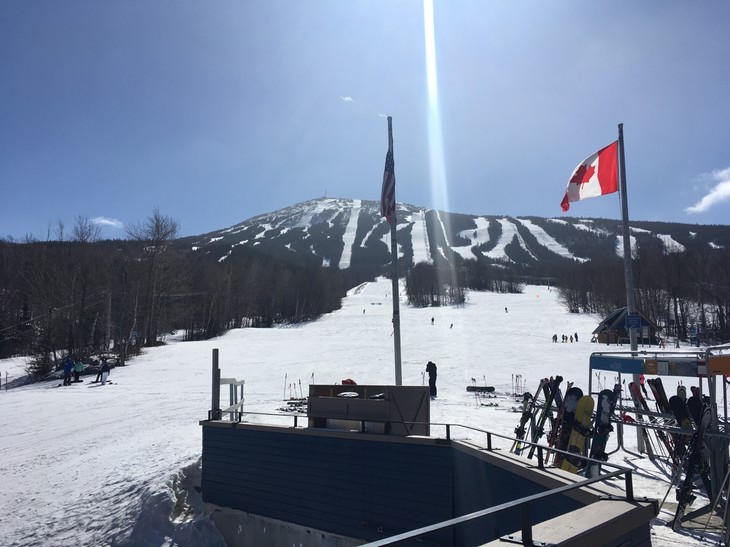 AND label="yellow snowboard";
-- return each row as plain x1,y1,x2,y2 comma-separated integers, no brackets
560,395,594,473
